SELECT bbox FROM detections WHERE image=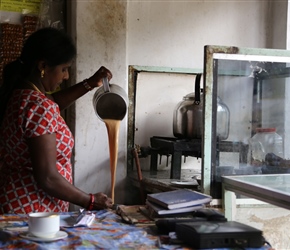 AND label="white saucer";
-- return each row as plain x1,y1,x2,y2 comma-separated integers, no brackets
20,230,68,242
171,180,198,187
